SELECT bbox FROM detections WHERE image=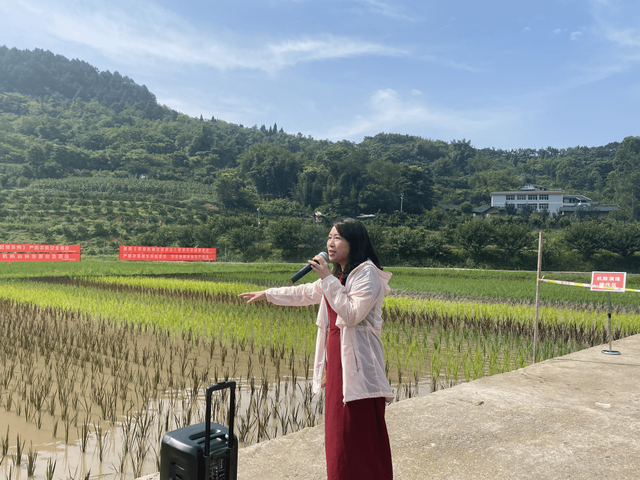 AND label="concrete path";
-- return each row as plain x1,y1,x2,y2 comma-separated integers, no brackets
142,334,640,480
